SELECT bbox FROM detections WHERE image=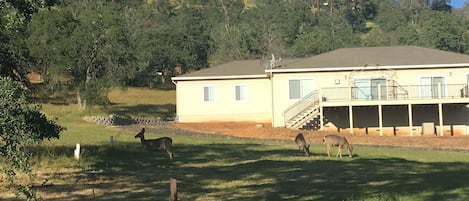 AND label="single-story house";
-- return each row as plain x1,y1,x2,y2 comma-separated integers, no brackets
171,46,469,136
